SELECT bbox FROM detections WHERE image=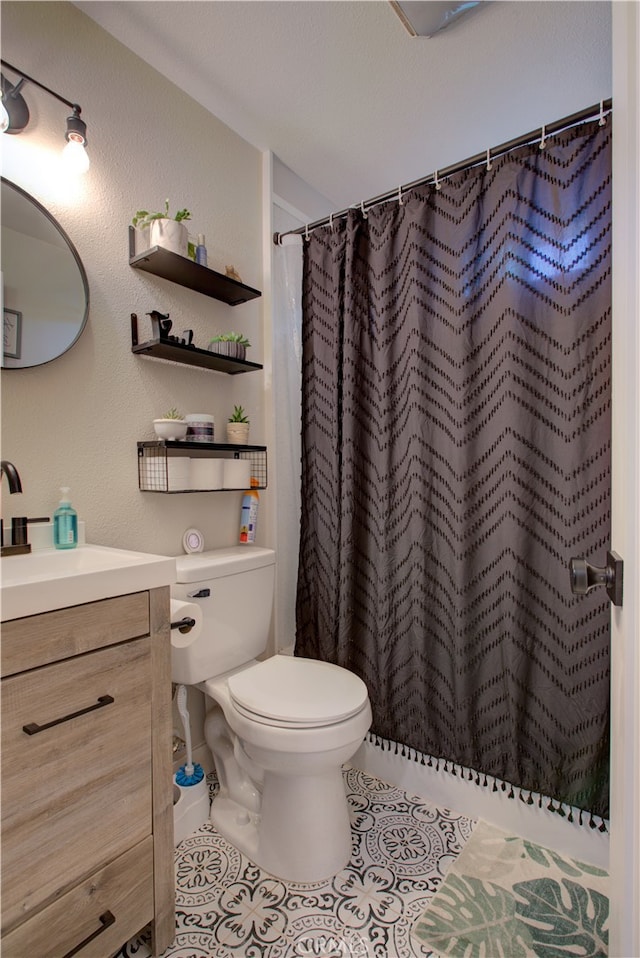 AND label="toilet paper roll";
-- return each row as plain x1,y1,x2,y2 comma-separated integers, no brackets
222,459,251,489
167,458,190,475
190,458,223,490
167,457,191,491
170,599,204,685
